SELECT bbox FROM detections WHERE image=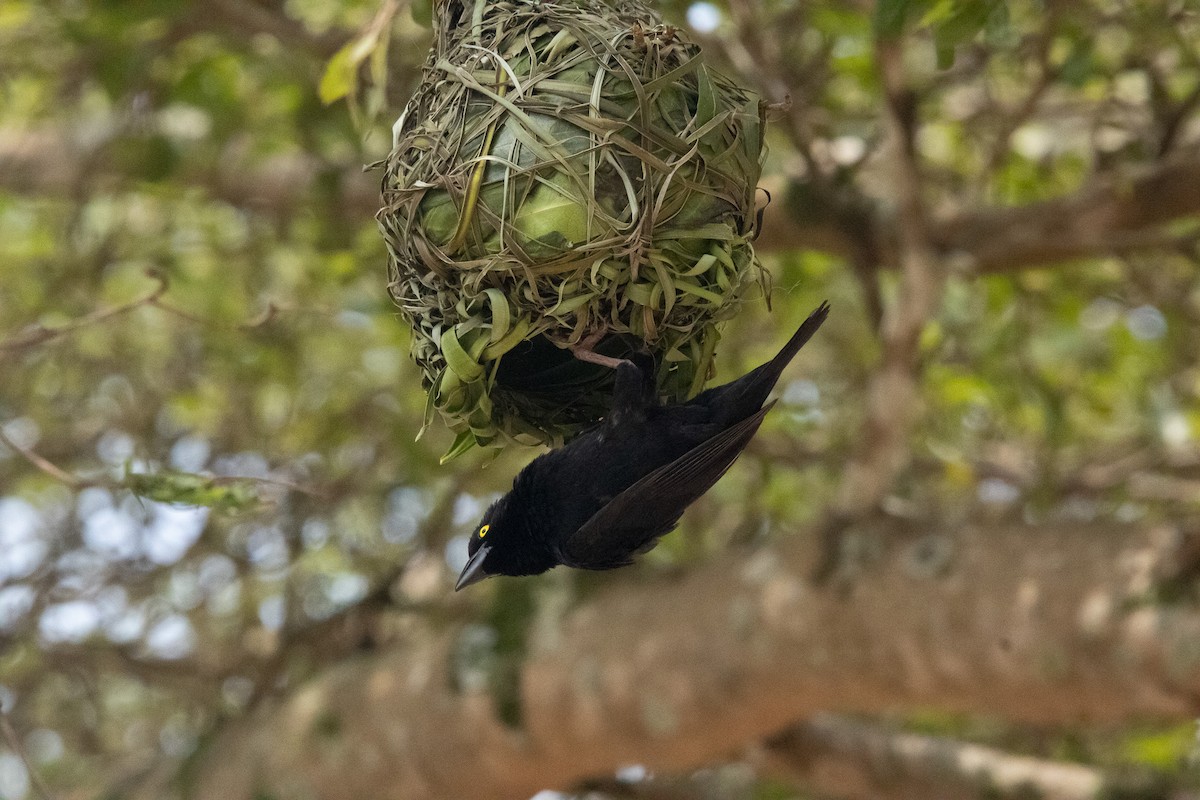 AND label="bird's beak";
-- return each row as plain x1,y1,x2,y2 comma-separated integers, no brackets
454,544,493,591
